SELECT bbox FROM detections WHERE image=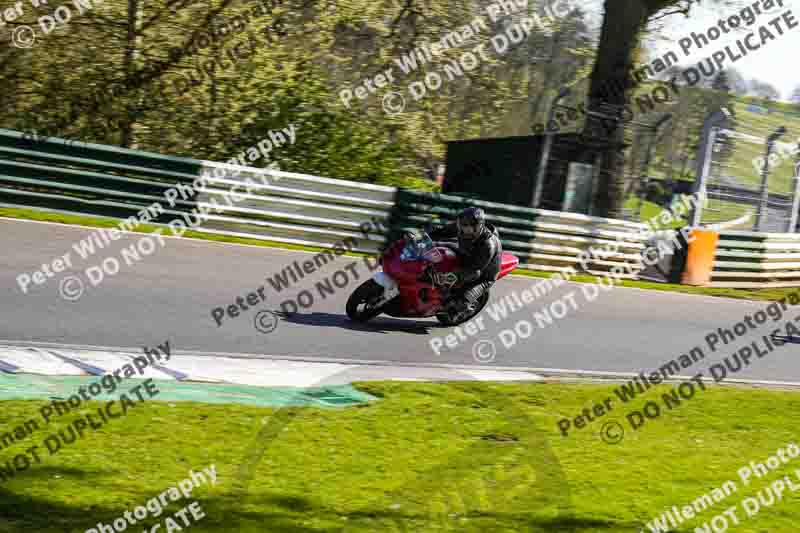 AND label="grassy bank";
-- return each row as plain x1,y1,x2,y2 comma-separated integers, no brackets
512,268,800,303
1,381,798,532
